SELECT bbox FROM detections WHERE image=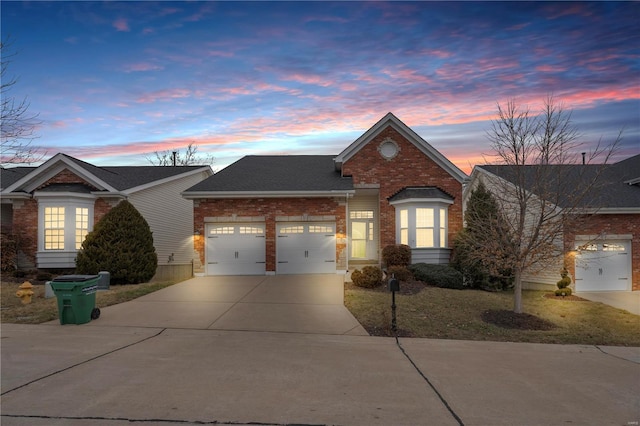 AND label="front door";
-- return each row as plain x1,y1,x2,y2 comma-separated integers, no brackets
350,211,376,260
